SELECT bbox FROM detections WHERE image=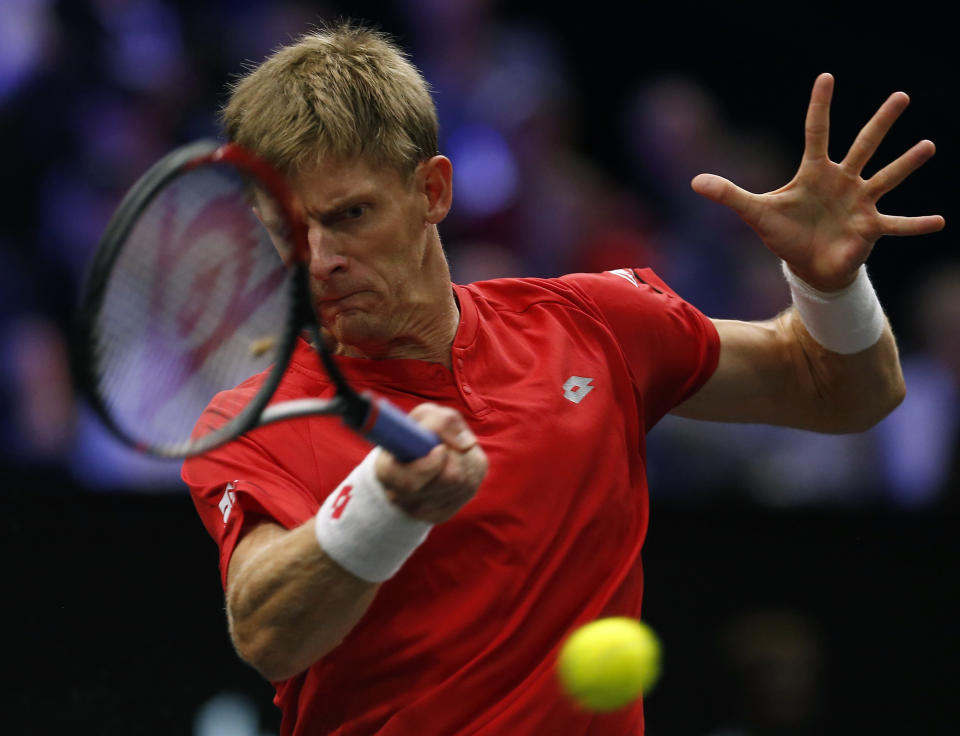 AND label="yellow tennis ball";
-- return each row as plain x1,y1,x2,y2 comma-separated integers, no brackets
556,617,662,712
